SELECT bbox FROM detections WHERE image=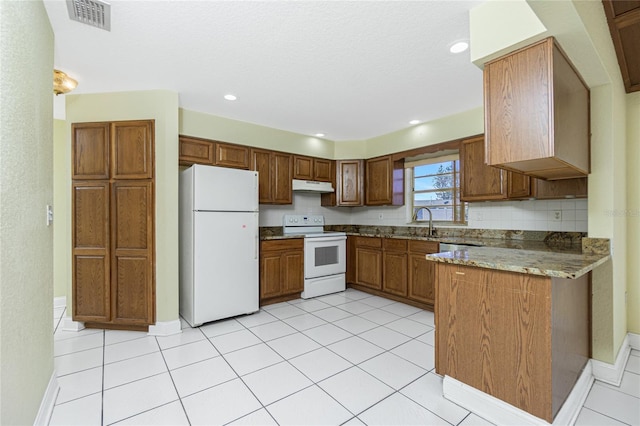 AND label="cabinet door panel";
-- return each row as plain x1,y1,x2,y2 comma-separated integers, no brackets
251,149,274,203
260,253,282,299
408,253,435,304
383,251,408,296
180,137,214,165
282,251,304,294
72,123,110,179
74,255,110,321
73,182,111,322
355,248,382,289
293,156,313,180
112,181,154,325
112,121,153,179
113,256,153,324
507,172,532,199
461,136,507,201
366,156,392,205
273,153,292,204
314,159,333,182
338,160,364,205
215,142,250,169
